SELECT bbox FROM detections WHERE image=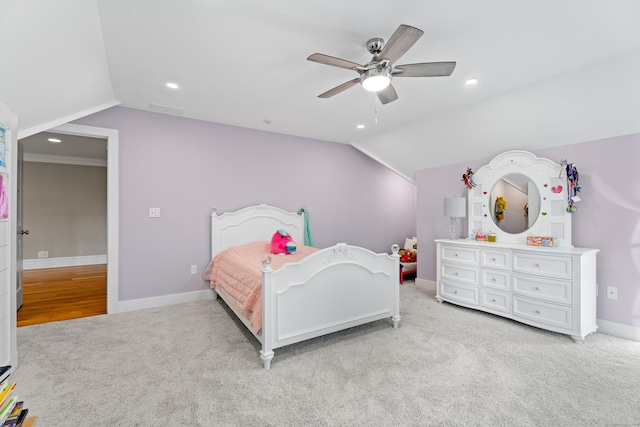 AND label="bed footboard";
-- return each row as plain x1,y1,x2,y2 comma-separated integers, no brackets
259,243,400,369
